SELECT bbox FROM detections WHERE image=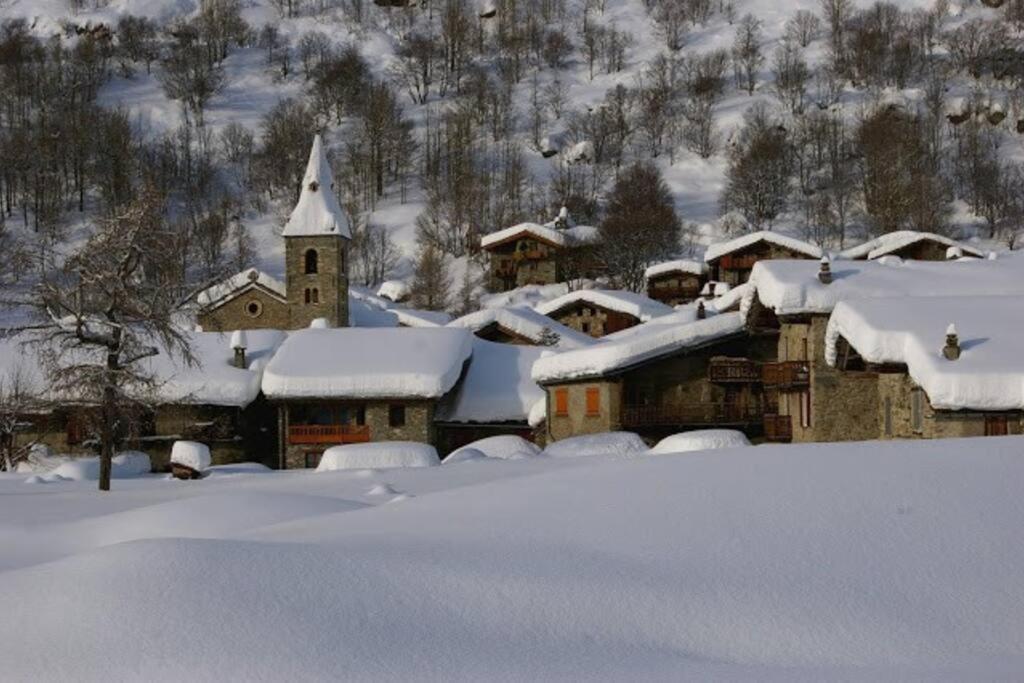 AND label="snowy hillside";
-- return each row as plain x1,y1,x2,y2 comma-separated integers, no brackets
2,436,1024,679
